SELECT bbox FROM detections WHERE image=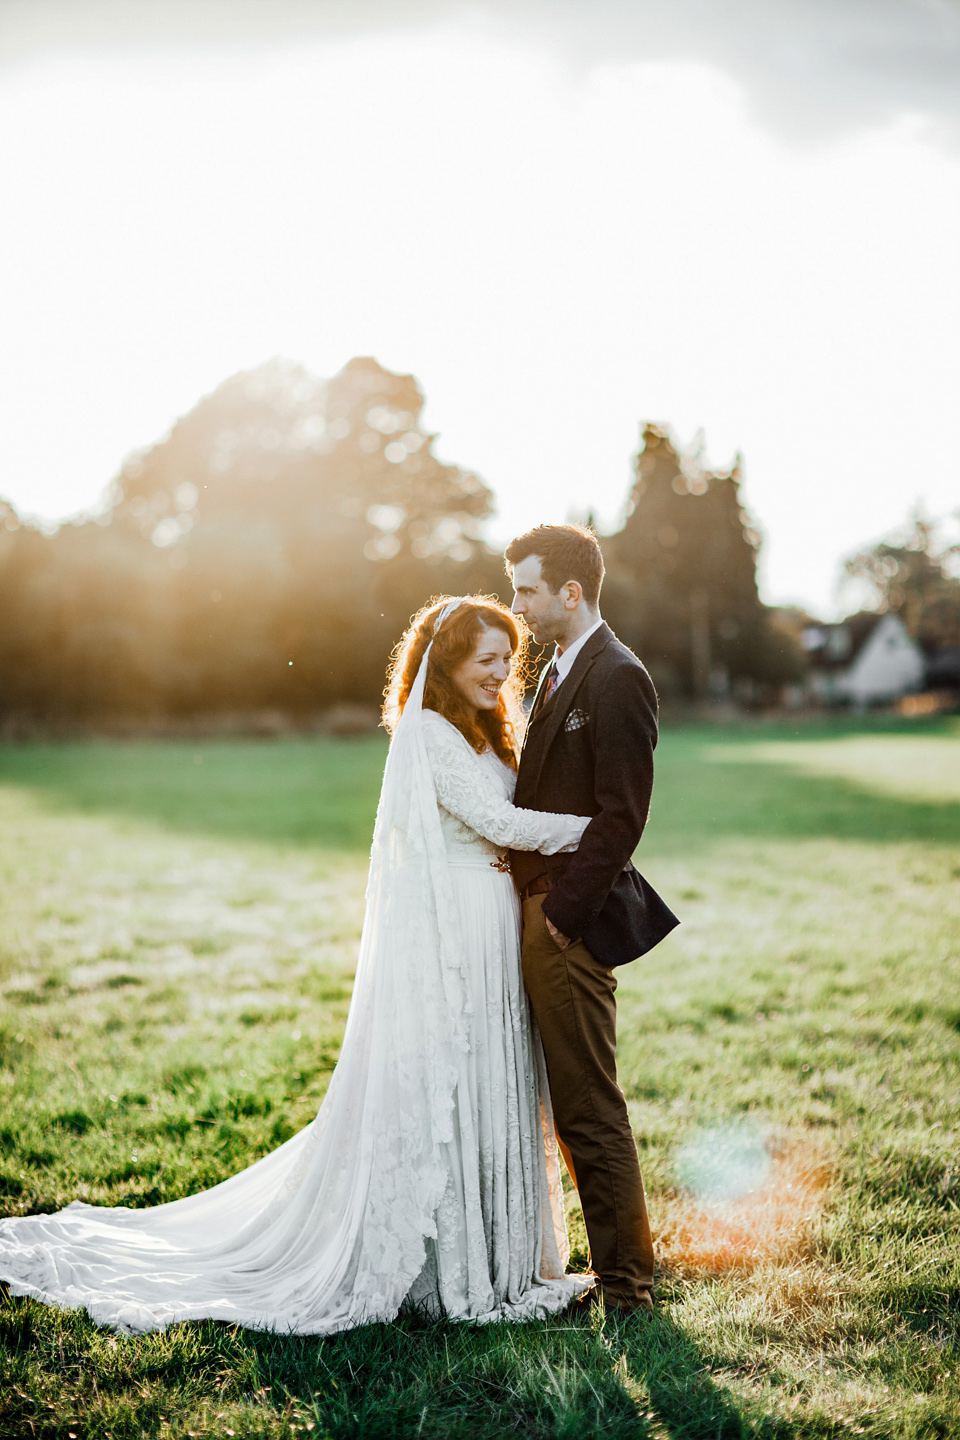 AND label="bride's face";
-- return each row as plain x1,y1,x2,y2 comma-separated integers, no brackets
450,624,513,716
